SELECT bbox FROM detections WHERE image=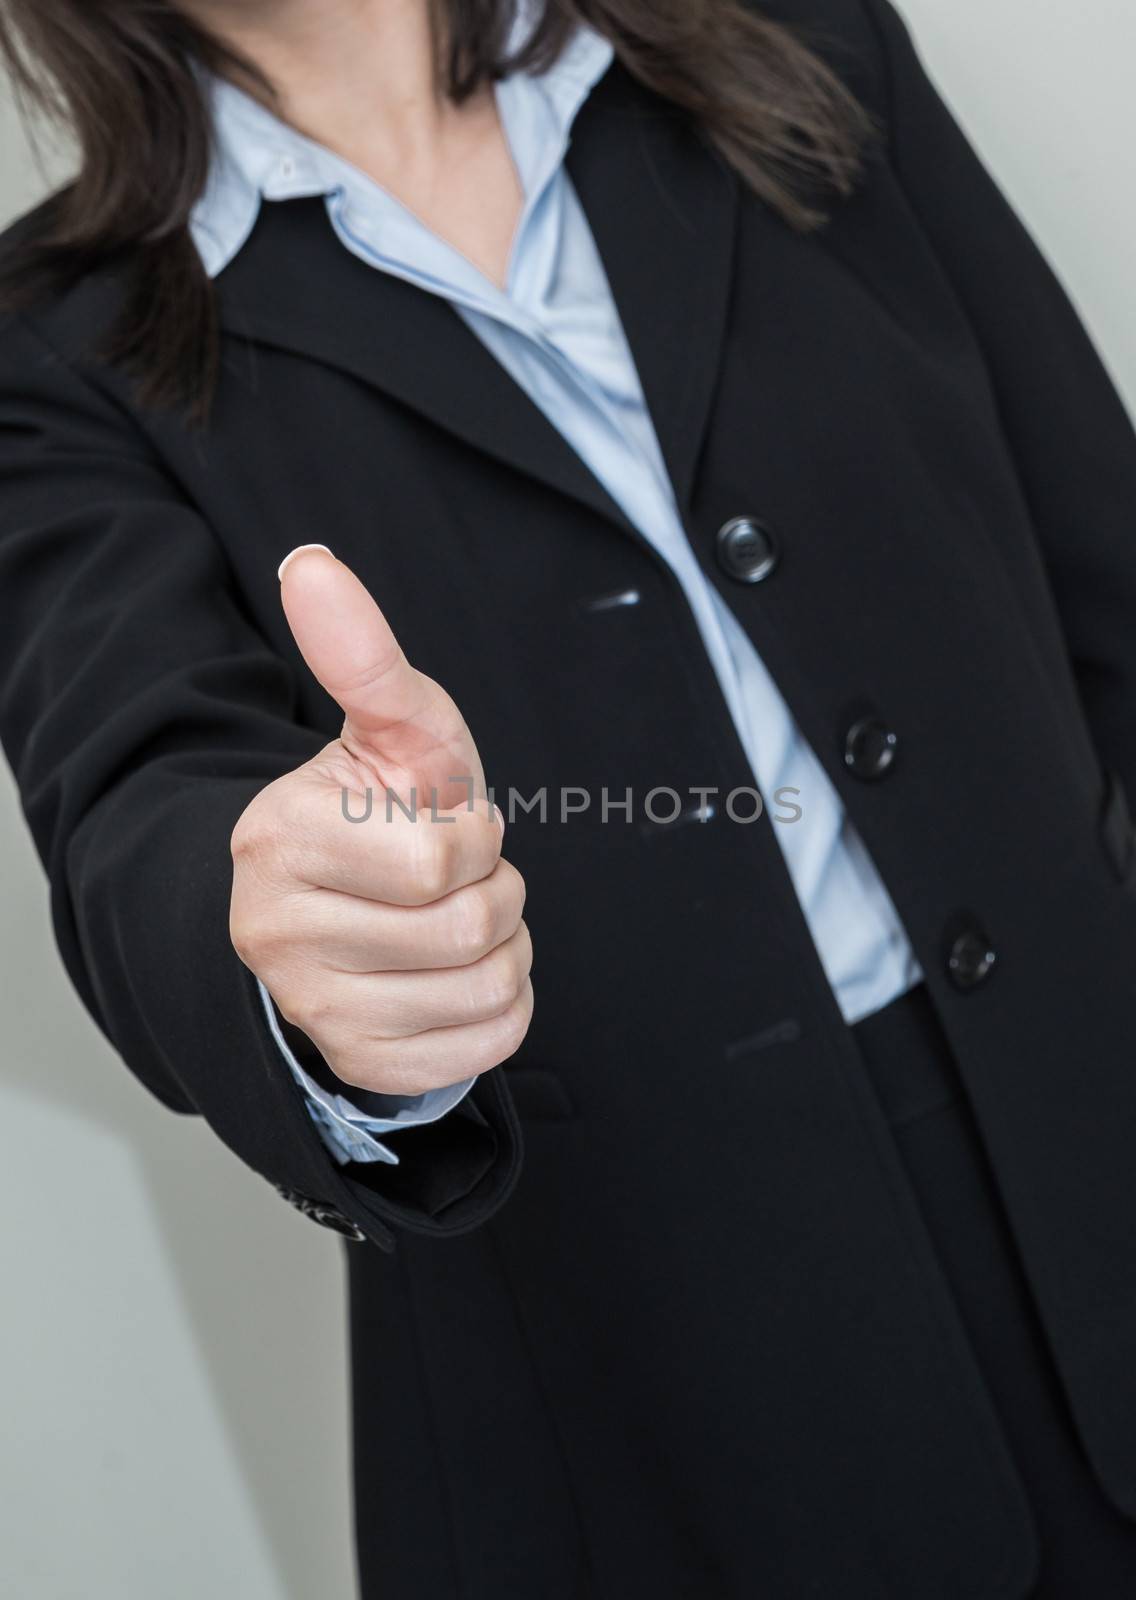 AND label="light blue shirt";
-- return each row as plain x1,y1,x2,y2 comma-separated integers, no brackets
193,7,921,1167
